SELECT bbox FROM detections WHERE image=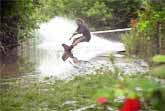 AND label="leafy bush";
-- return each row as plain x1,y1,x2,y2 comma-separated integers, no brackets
152,55,165,63
150,65,165,79
122,29,154,58
122,0,165,58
